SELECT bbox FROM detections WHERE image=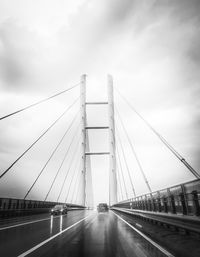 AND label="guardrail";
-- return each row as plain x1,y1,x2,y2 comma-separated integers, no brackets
0,197,85,218
113,179,200,217
112,207,200,235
